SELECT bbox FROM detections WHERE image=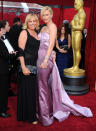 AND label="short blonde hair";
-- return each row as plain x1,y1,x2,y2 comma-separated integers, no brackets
41,6,53,19
23,13,39,30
